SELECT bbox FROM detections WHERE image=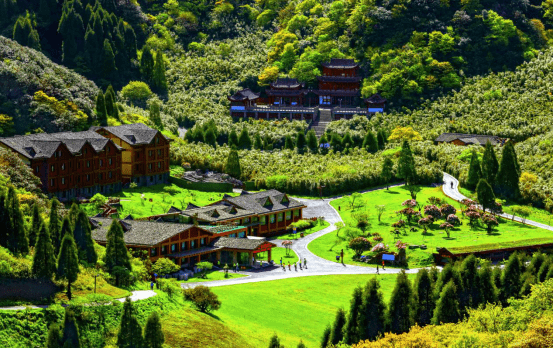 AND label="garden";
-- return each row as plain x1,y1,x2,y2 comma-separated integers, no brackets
308,185,553,269
275,219,330,240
